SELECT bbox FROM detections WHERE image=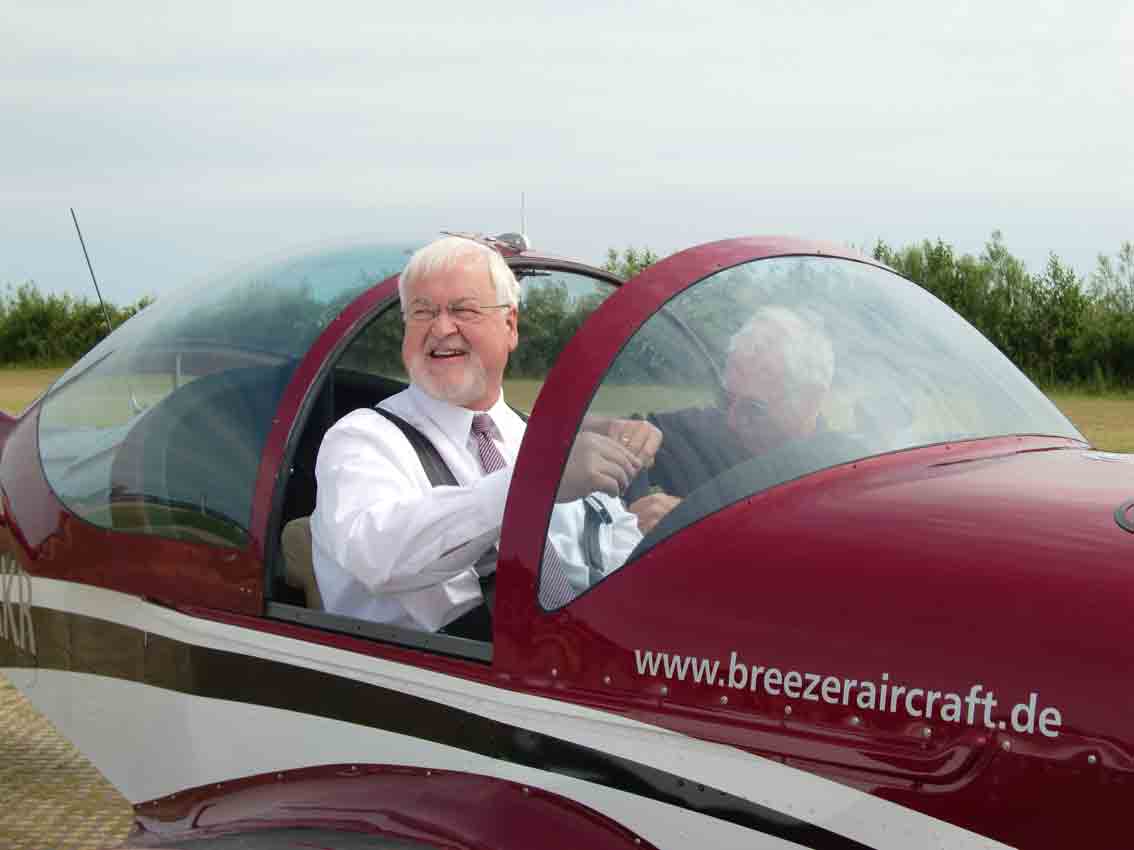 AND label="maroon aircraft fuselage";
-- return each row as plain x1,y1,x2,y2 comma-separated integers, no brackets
2,236,1132,850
